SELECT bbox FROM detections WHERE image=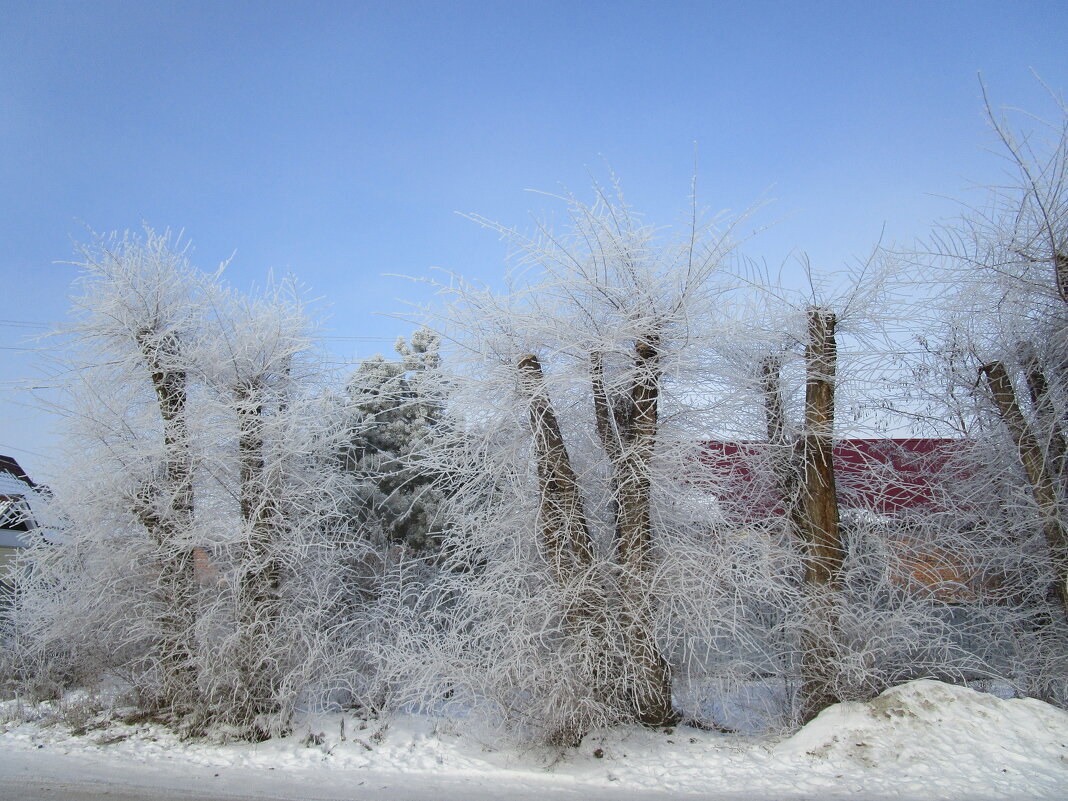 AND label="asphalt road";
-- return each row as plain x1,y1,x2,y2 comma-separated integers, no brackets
0,748,430,801
0,779,280,801
0,775,468,801
0,750,705,801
